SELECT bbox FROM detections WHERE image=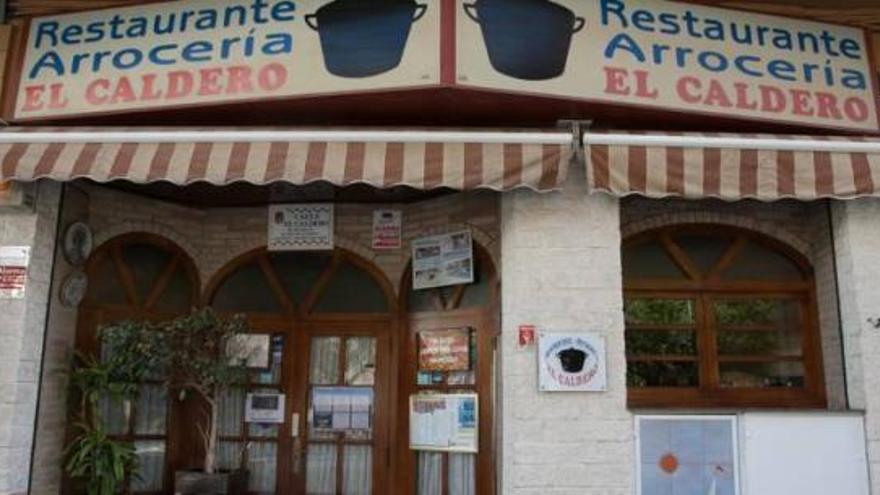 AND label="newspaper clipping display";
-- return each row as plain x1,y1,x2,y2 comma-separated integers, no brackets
311,387,375,439
410,393,478,453
412,230,474,290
